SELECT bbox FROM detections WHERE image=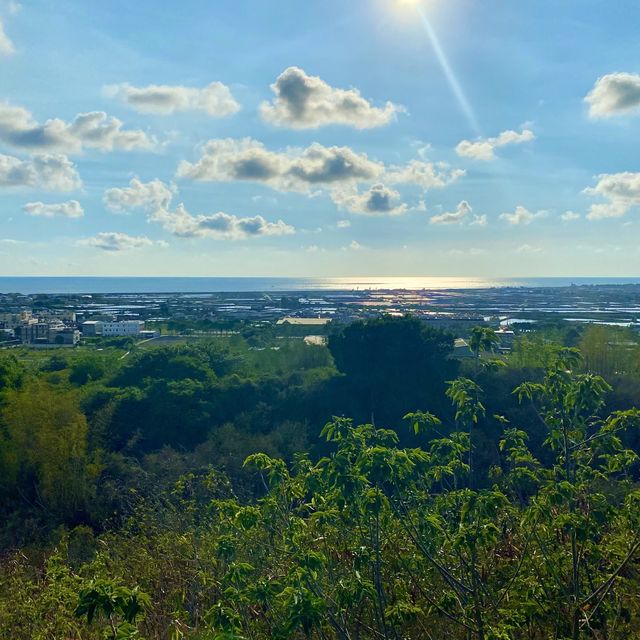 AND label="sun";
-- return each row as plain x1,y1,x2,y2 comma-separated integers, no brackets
396,0,422,7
